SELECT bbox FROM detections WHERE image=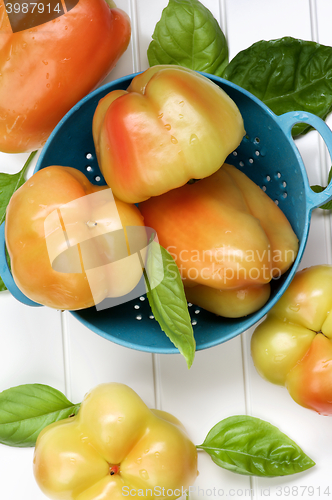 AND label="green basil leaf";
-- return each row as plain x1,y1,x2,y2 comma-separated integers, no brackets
0,151,38,291
223,37,332,136
197,415,315,477
0,384,80,447
147,0,228,77
310,184,332,210
311,165,332,210
145,241,195,368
